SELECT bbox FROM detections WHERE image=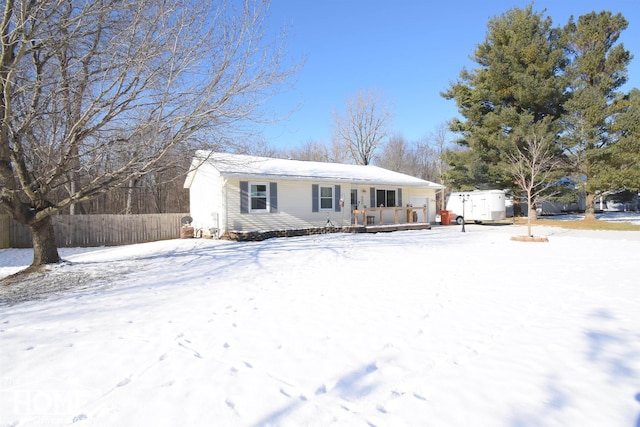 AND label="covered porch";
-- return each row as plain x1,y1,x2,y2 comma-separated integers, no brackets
352,206,430,226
